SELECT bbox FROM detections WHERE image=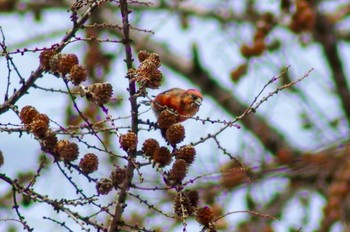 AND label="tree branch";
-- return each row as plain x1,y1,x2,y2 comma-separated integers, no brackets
109,0,138,231
314,11,350,127
0,1,100,115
